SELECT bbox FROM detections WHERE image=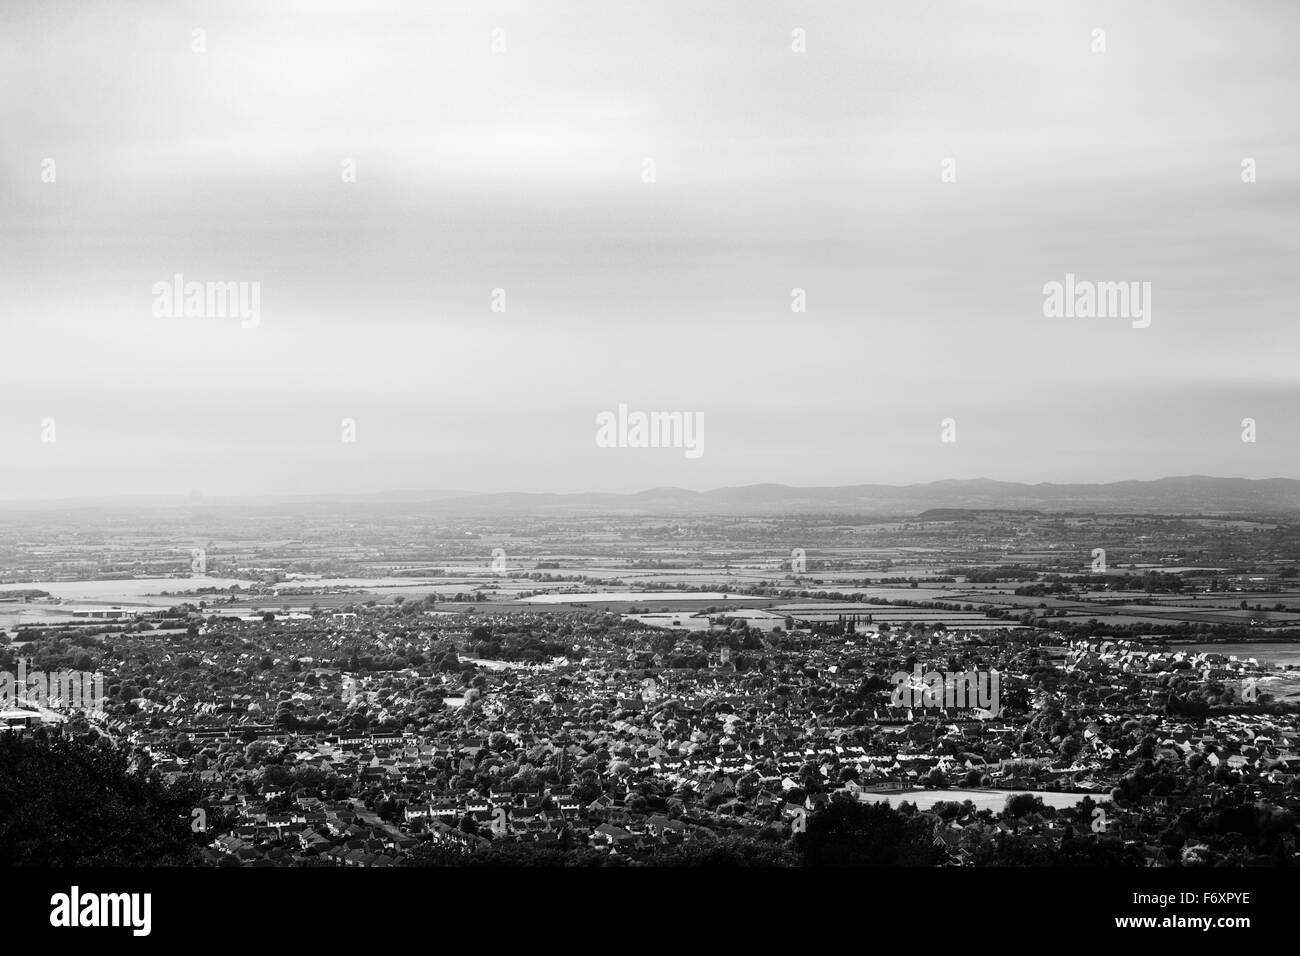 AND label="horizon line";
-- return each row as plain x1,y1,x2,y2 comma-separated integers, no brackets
0,474,1296,508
